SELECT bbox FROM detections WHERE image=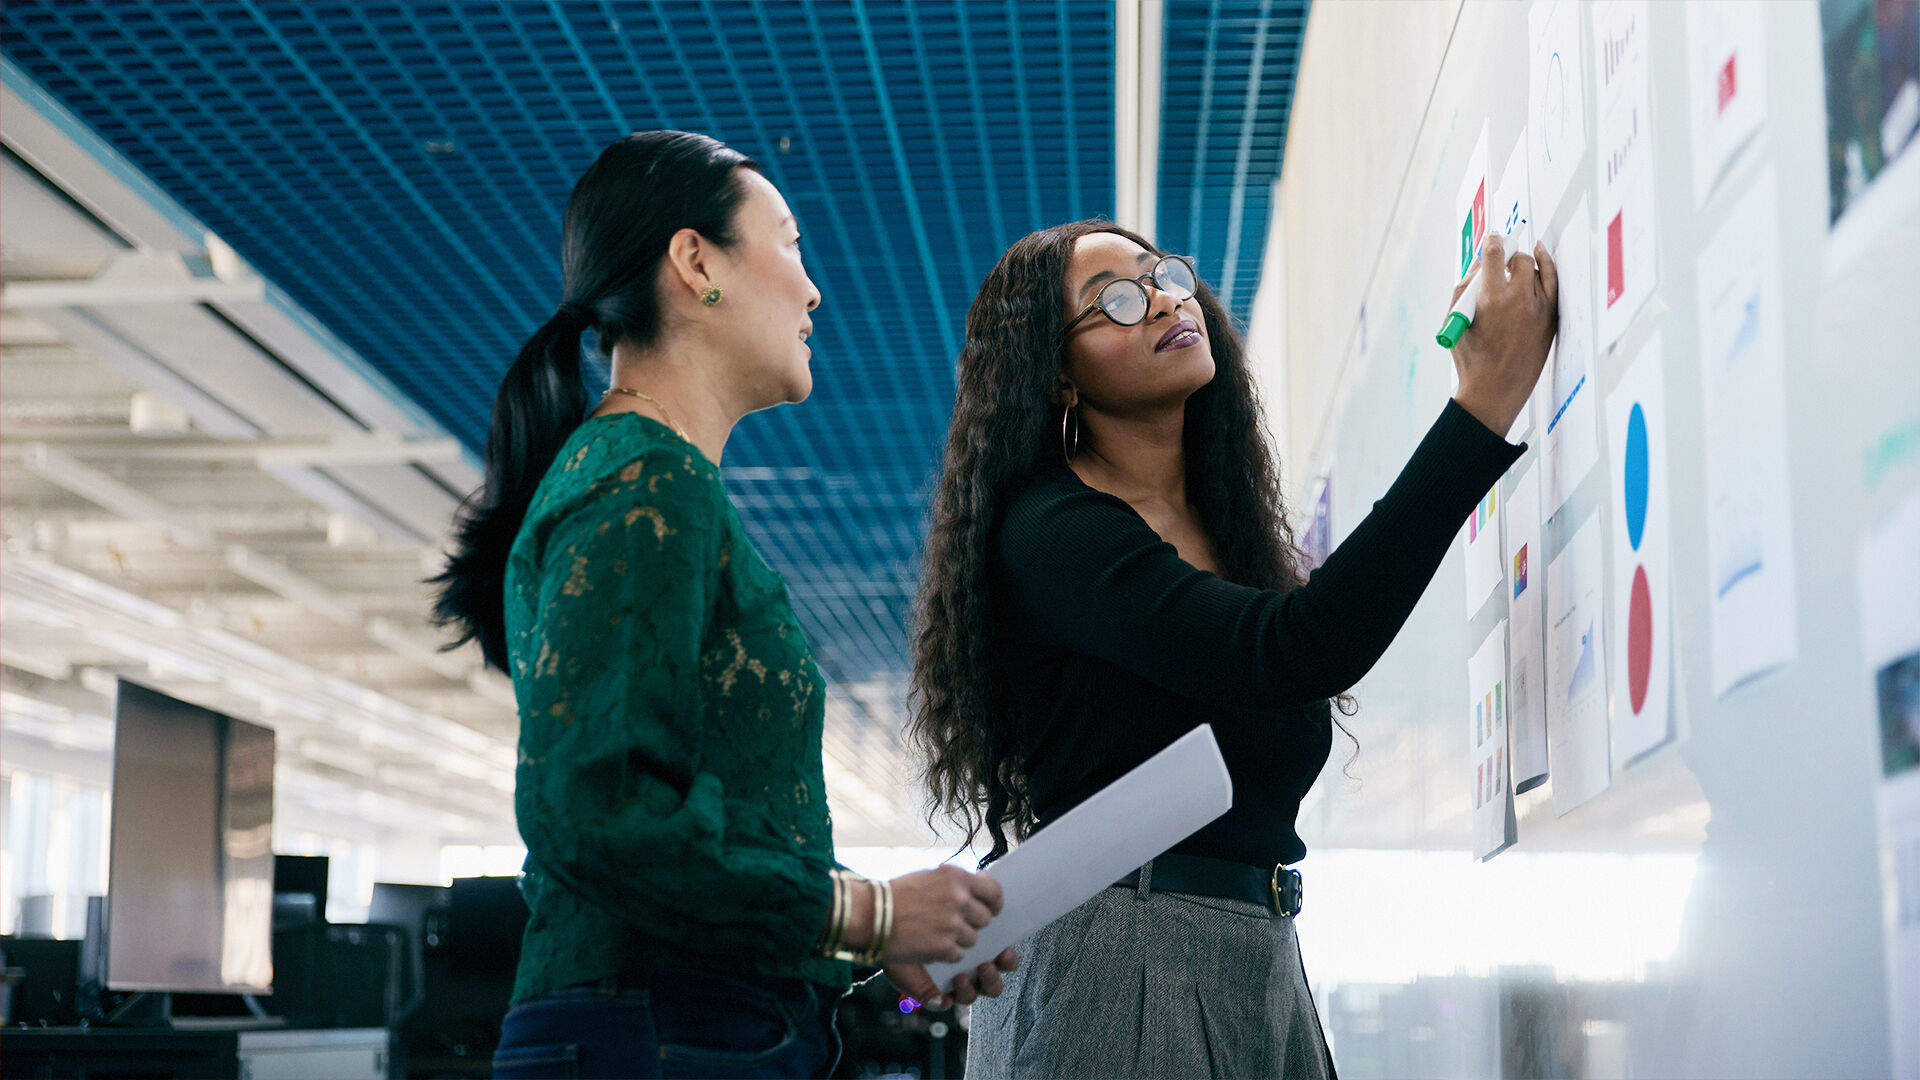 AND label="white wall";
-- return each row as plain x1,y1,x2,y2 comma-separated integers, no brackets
1259,1,1917,1076
1263,0,1462,499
